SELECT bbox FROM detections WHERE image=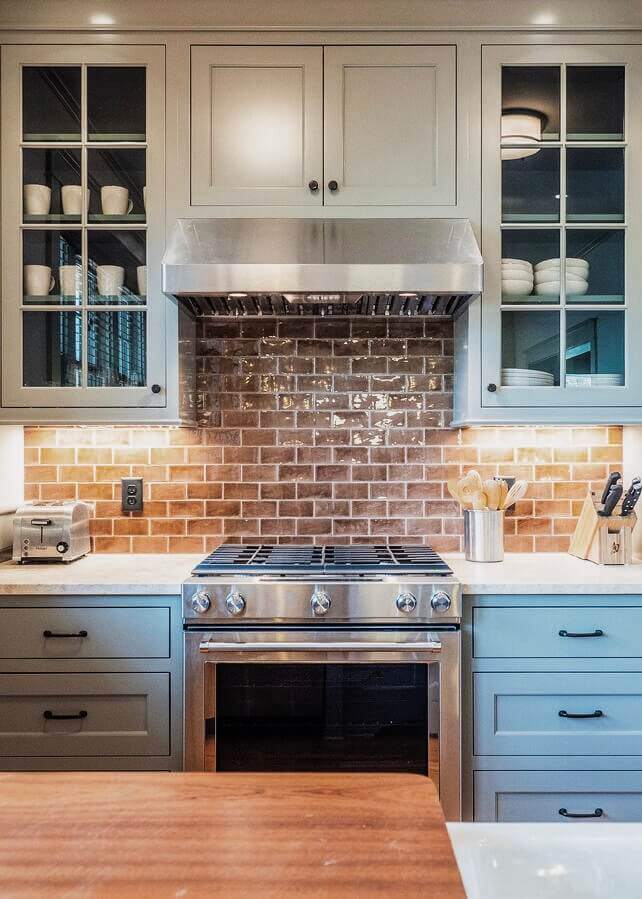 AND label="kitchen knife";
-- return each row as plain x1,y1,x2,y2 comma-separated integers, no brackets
599,483,623,517
600,471,622,505
621,478,642,516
